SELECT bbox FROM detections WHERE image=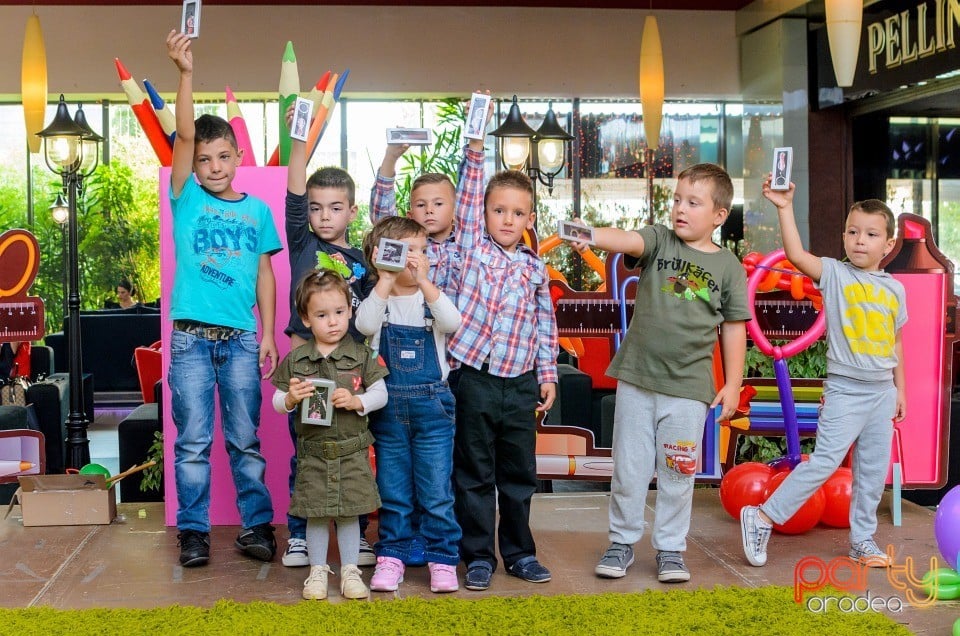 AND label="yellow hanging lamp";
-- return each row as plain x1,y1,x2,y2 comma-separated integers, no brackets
639,15,664,151
22,13,48,154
